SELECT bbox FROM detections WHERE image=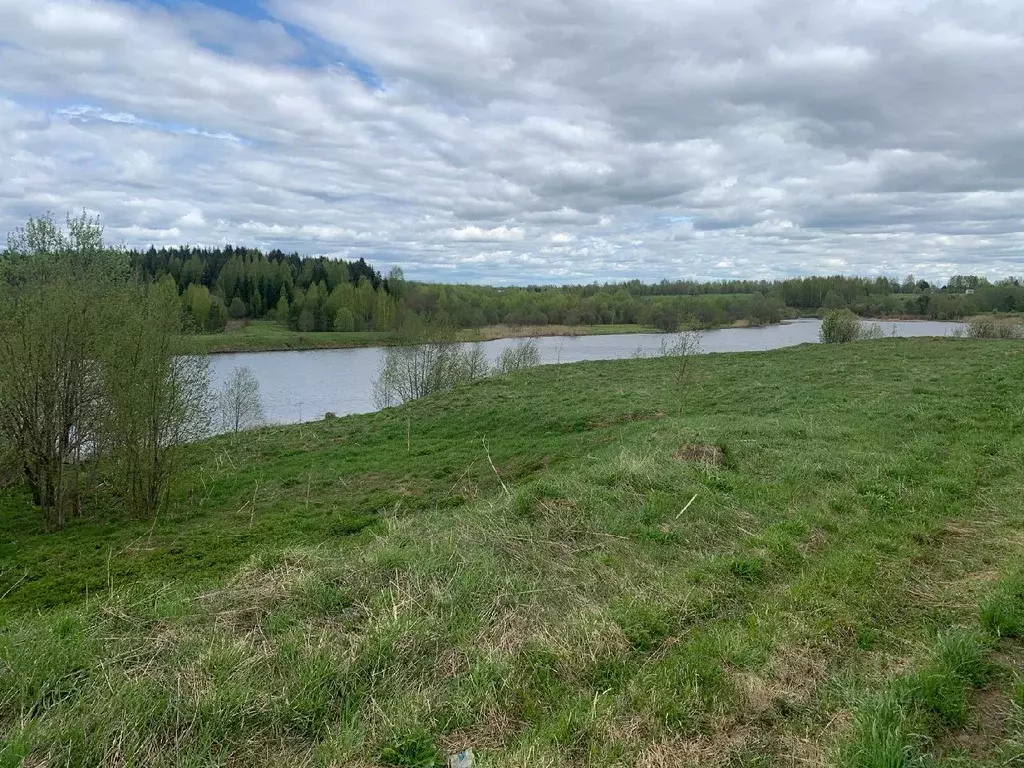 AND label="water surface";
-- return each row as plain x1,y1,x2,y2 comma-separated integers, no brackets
209,319,962,426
